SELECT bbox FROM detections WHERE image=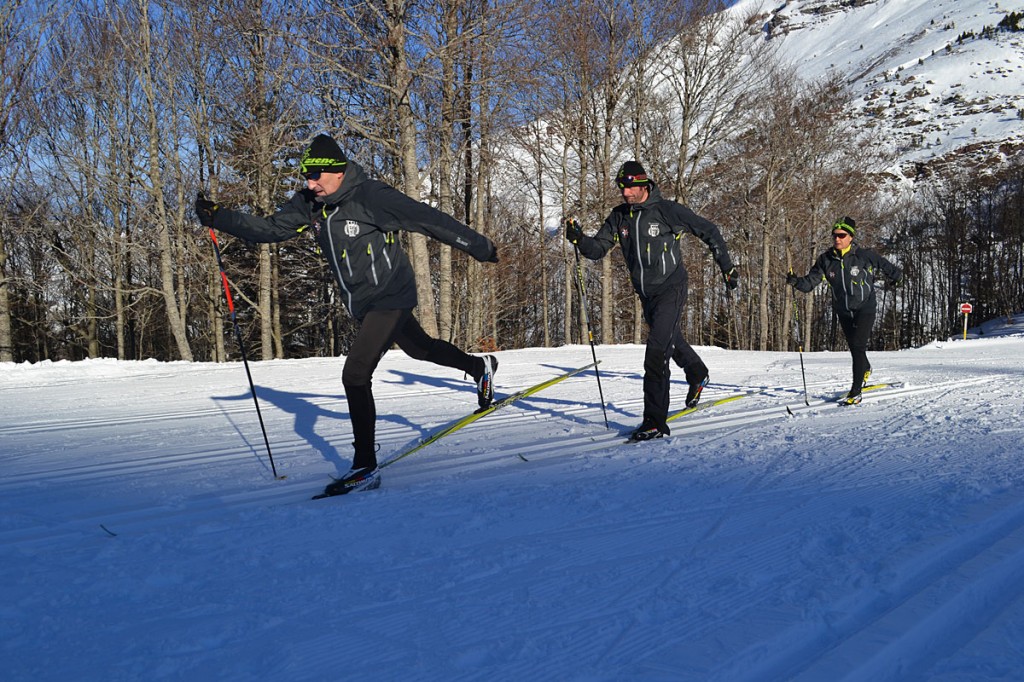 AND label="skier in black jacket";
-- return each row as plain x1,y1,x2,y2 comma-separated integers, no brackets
195,134,499,495
787,217,902,405
566,161,739,441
